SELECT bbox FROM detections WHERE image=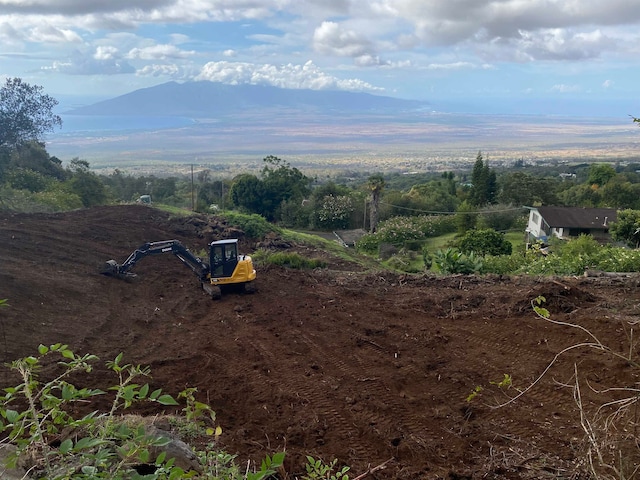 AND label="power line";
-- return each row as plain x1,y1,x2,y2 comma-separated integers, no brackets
379,201,527,215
